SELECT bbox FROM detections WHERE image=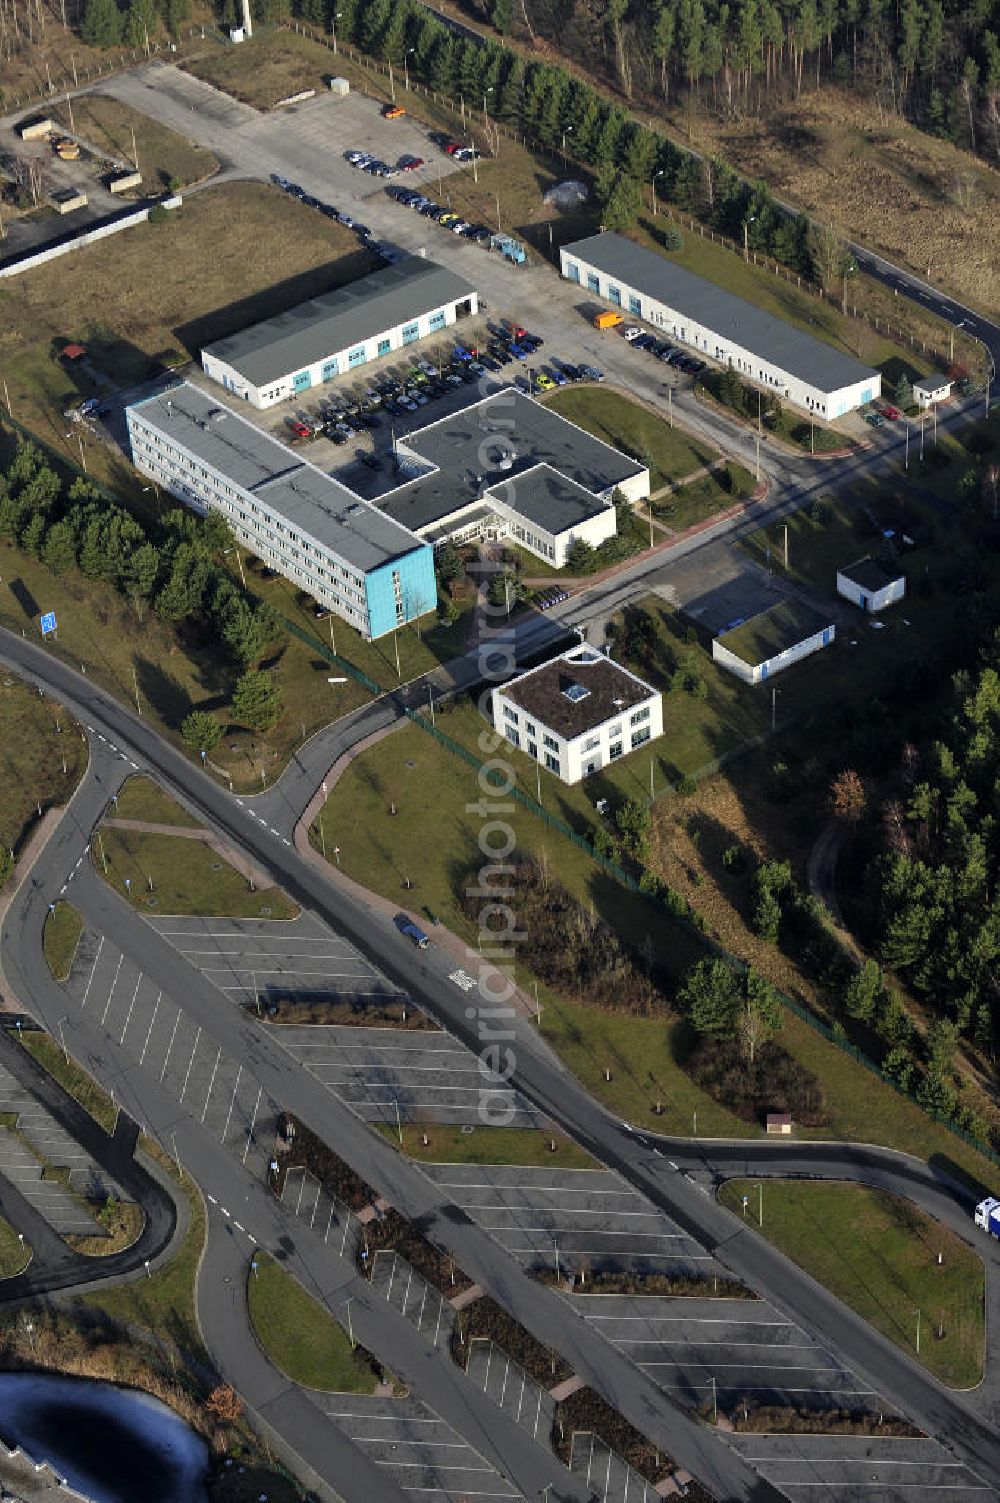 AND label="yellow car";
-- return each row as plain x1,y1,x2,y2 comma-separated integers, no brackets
535,372,556,390
382,104,405,119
